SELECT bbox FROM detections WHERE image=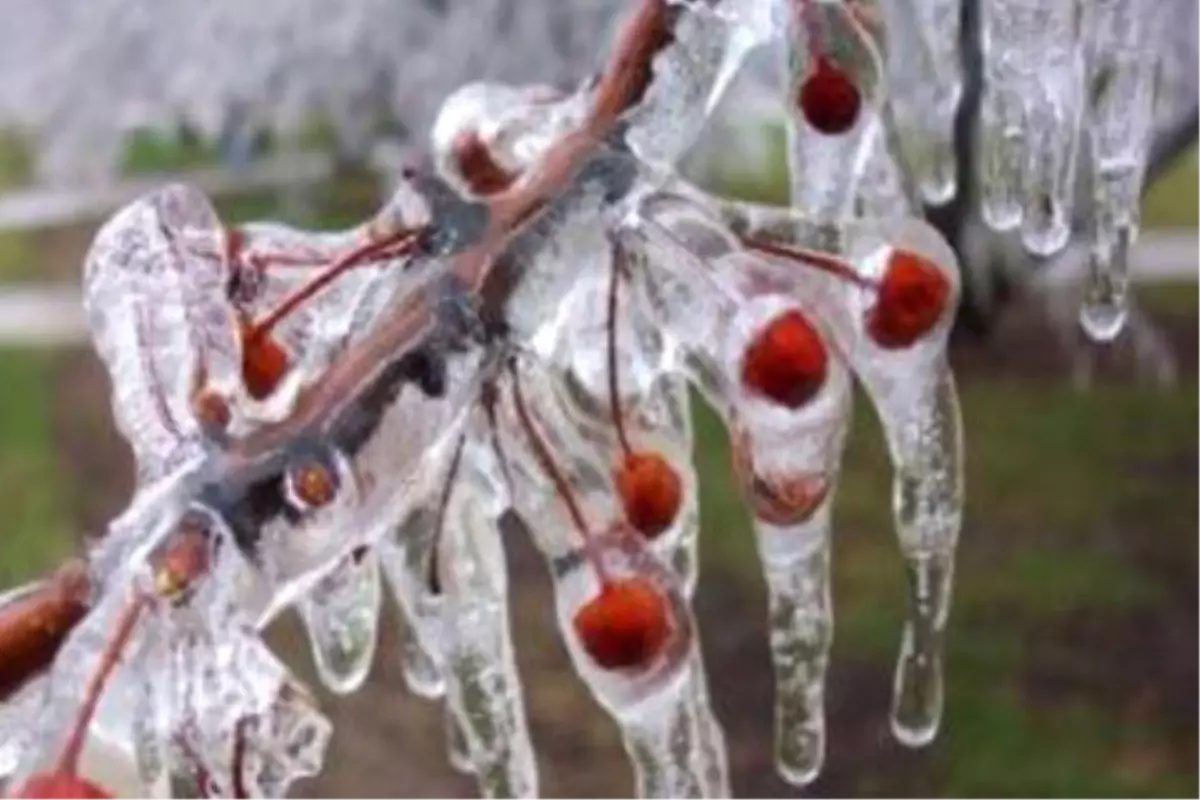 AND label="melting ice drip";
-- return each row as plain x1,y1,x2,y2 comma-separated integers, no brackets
0,0,1157,797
